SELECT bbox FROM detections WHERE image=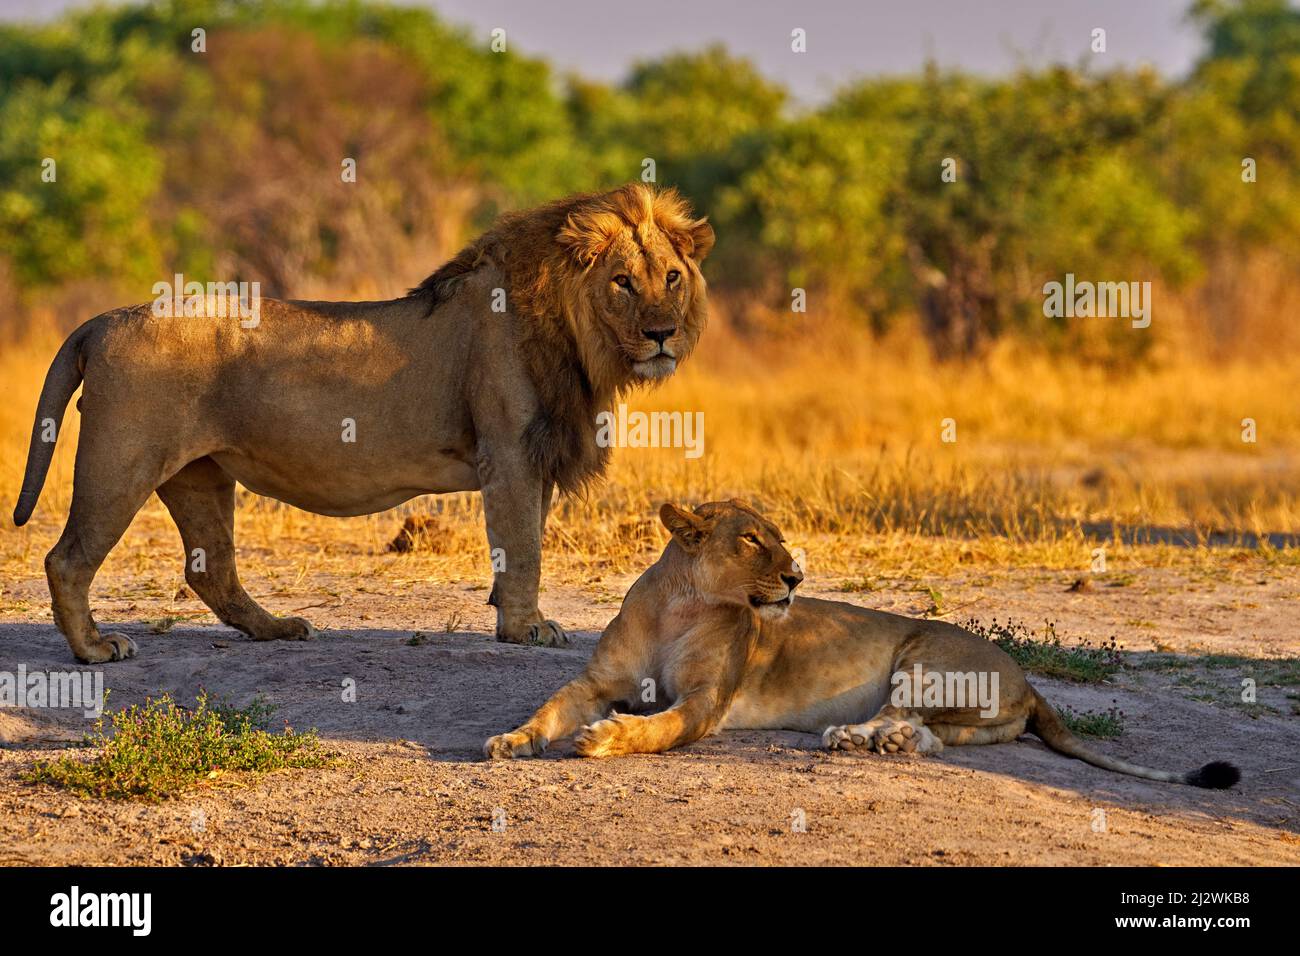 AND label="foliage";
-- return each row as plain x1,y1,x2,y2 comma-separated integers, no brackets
0,0,1297,359
26,691,333,801
1058,702,1127,739
964,618,1125,683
